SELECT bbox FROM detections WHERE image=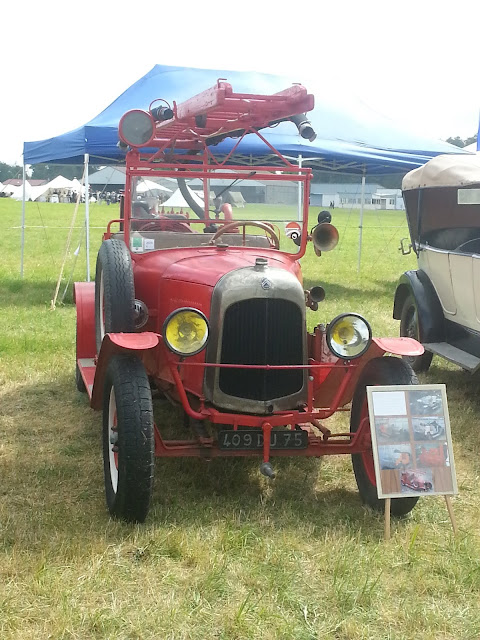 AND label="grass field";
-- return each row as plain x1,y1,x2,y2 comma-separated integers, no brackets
1,198,480,639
